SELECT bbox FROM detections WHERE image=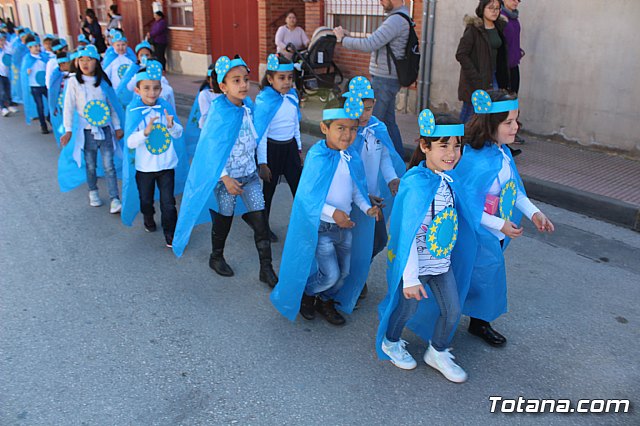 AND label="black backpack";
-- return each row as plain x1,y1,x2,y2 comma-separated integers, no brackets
385,12,421,87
